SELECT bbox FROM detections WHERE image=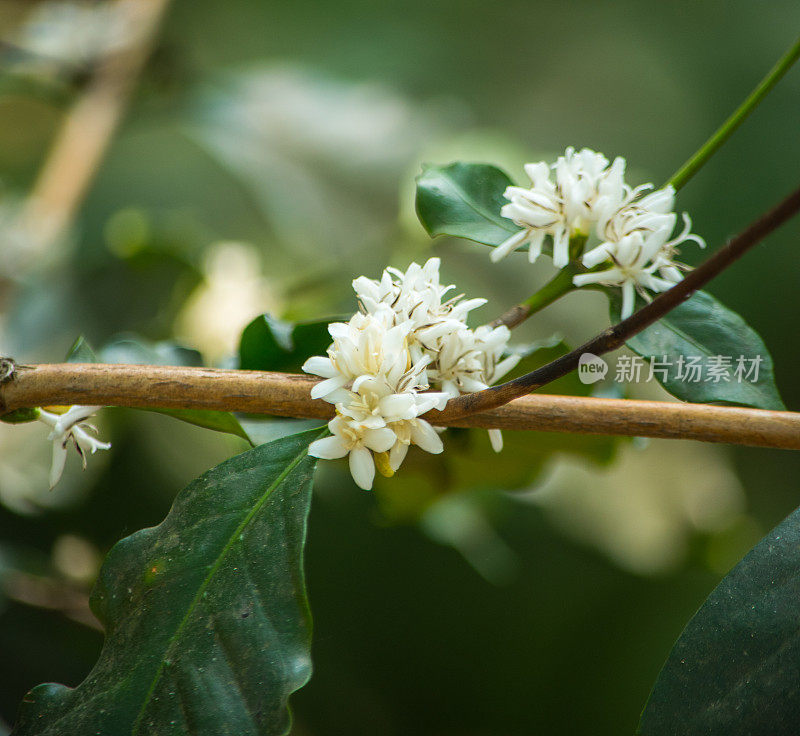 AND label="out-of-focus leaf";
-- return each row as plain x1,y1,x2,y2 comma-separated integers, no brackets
13,429,322,736
610,290,784,410
65,336,98,364
372,338,619,524
415,162,519,246
239,314,332,373
98,337,203,367
638,503,800,735
64,336,251,444
77,248,203,339
374,427,617,525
